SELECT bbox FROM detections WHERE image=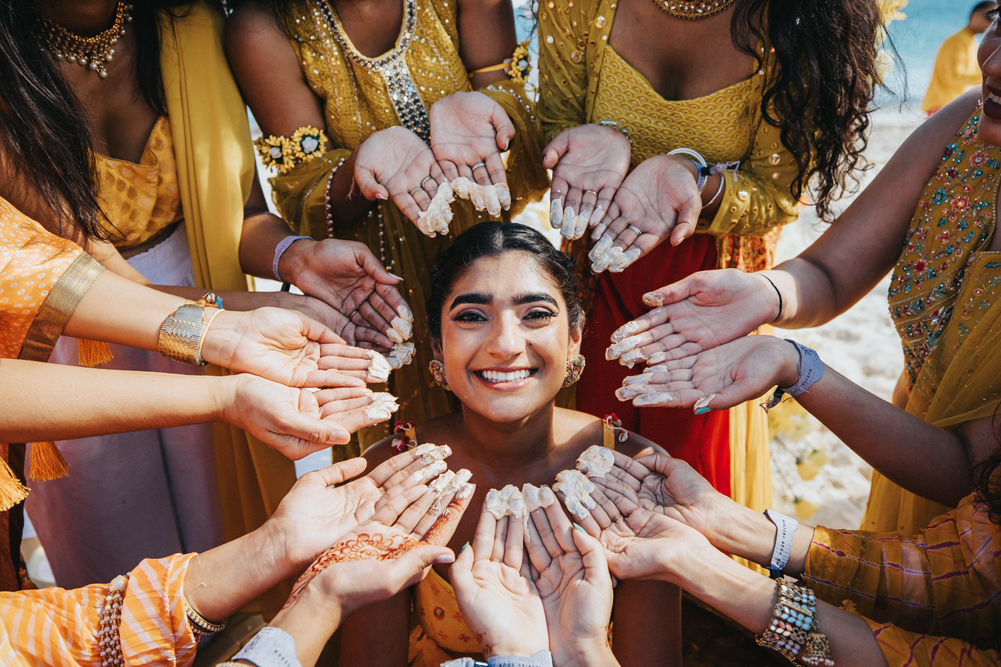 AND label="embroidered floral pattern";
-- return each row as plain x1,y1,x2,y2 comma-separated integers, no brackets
888,111,1000,388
